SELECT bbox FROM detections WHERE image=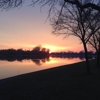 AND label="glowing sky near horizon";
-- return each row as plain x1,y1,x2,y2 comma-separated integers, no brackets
0,1,84,52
